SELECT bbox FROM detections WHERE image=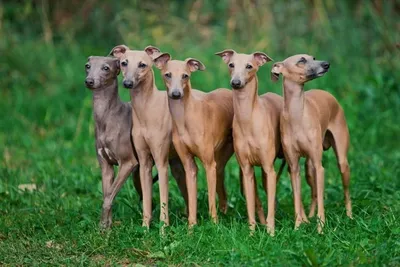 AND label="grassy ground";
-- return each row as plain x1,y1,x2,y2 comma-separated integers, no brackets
1,1,400,265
